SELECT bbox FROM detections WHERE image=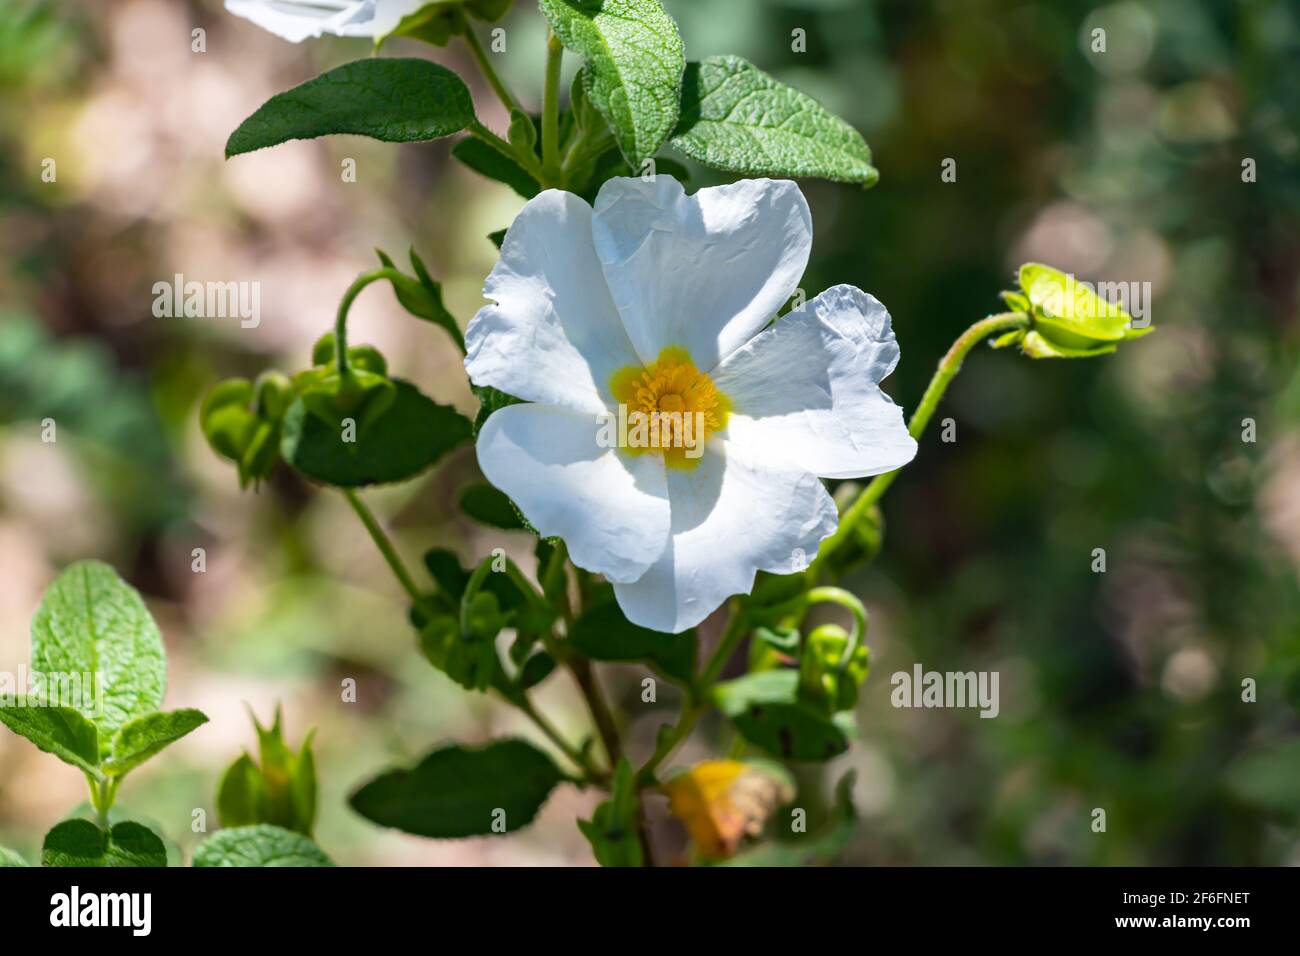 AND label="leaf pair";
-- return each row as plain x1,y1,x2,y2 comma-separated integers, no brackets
0,562,208,782
225,2,878,188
